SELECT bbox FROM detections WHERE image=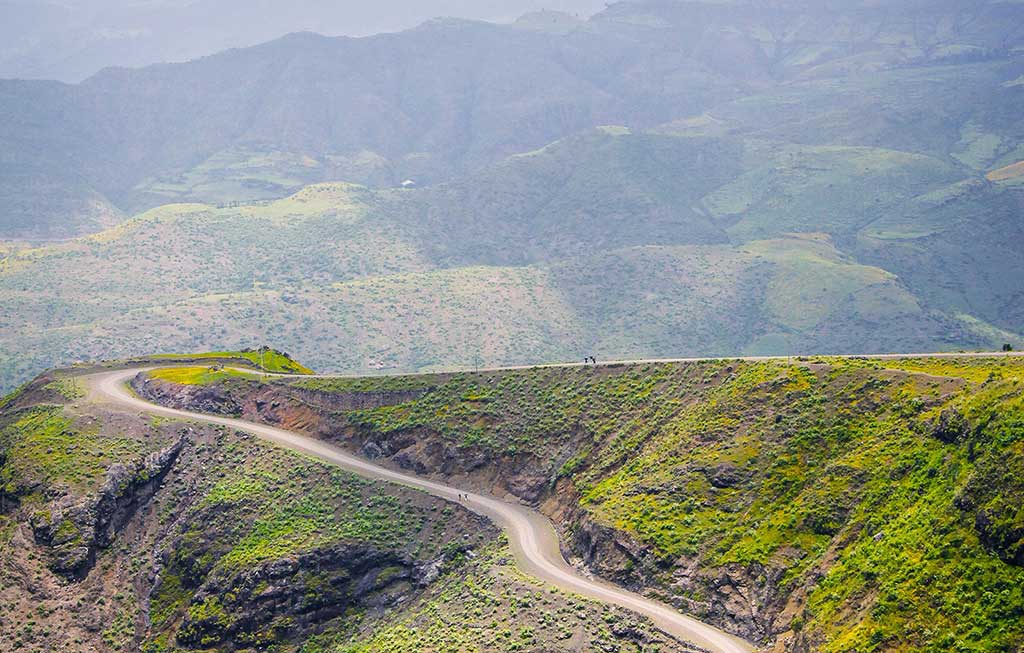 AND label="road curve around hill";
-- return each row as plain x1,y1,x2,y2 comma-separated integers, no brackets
87,367,755,653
